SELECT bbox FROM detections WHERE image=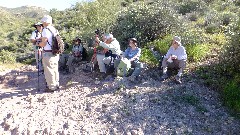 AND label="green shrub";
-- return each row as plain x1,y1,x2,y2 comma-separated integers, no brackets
140,48,158,66
221,11,237,26
204,33,227,46
223,75,240,113
178,1,199,15
205,24,221,34
146,35,172,56
0,49,16,63
186,43,210,62
221,17,240,74
112,1,181,48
